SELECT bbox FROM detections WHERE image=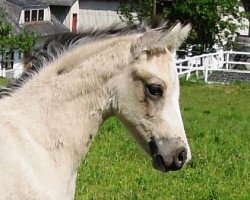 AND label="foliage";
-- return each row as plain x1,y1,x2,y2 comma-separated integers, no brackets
0,15,38,52
118,0,245,54
75,84,250,199
0,77,10,86
118,0,156,25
